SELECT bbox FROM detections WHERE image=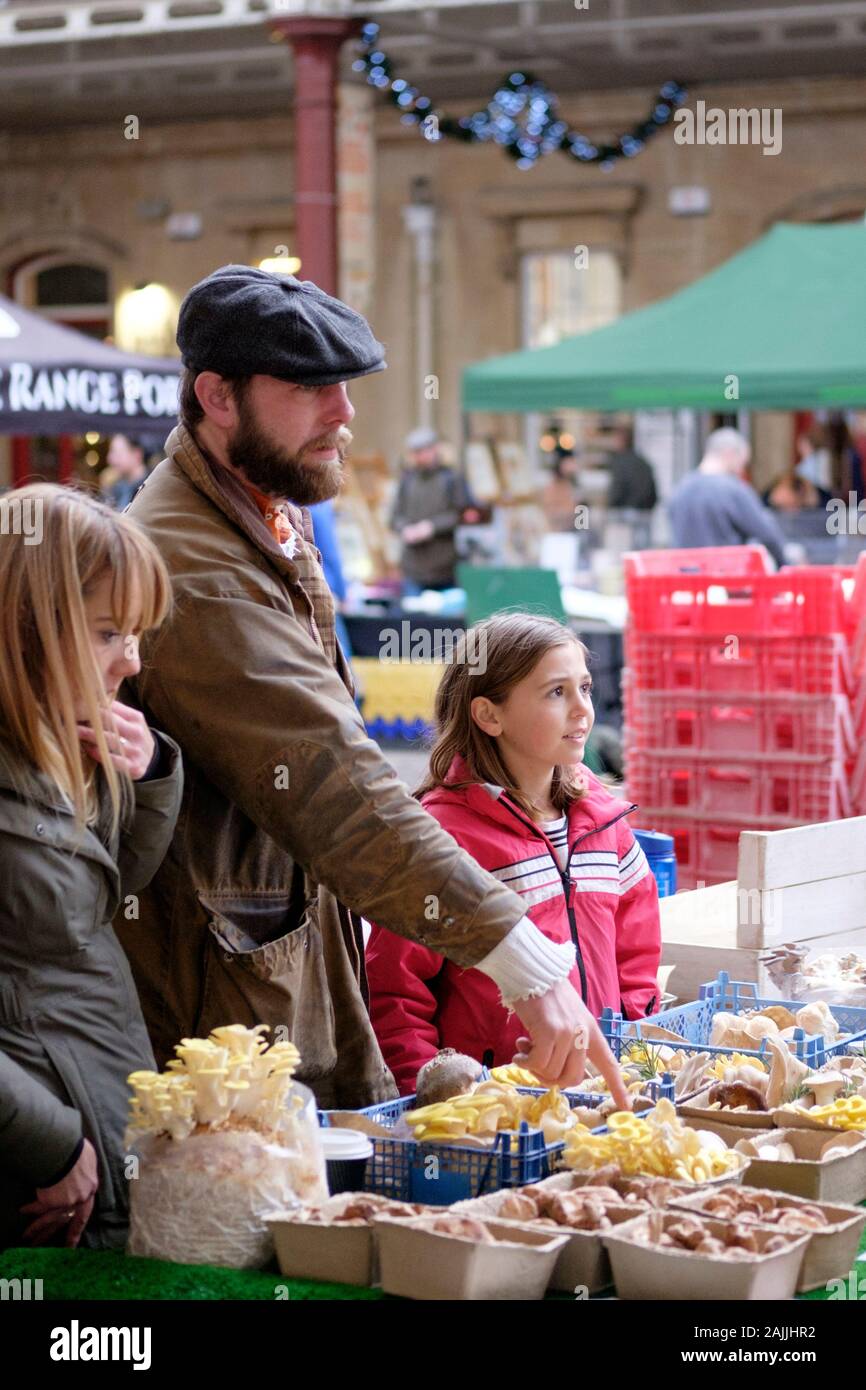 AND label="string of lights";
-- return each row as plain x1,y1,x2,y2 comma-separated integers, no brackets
353,23,687,170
